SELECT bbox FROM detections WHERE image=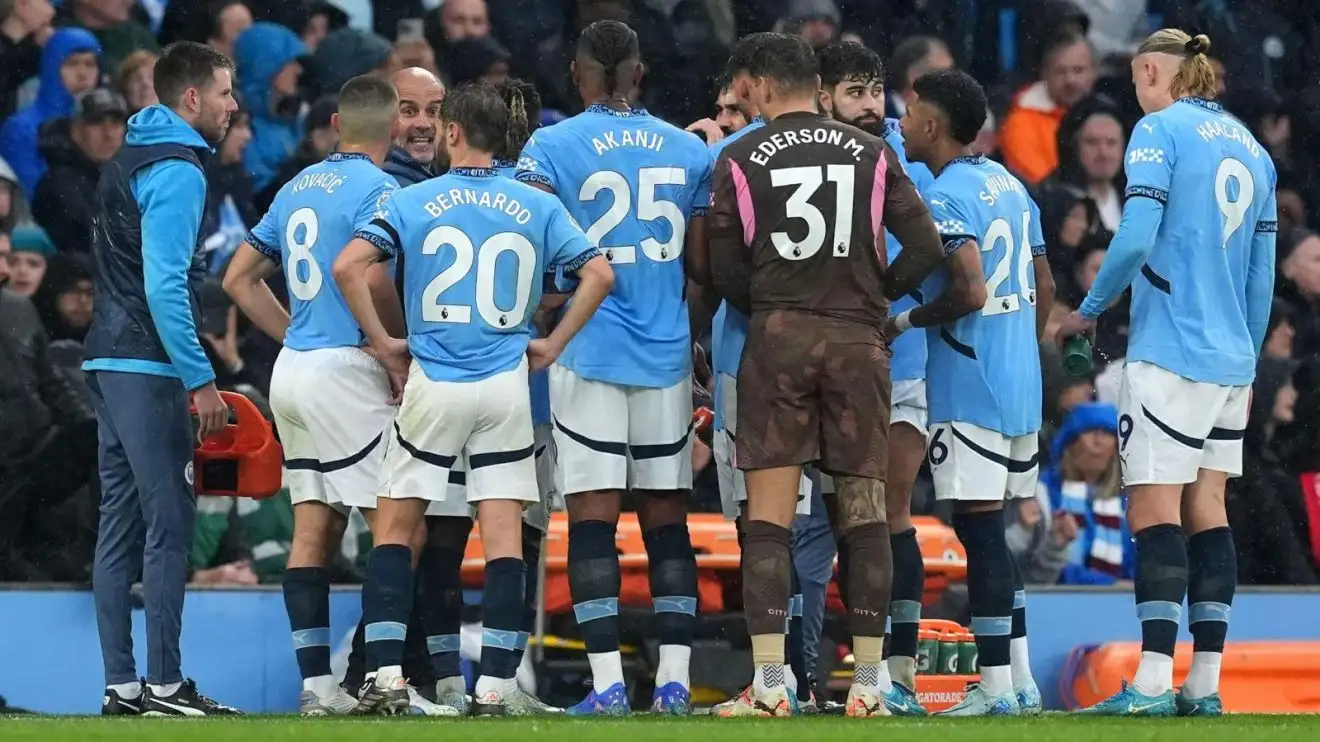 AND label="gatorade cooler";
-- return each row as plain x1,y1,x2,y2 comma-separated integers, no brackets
190,391,283,498
915,620,979,713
